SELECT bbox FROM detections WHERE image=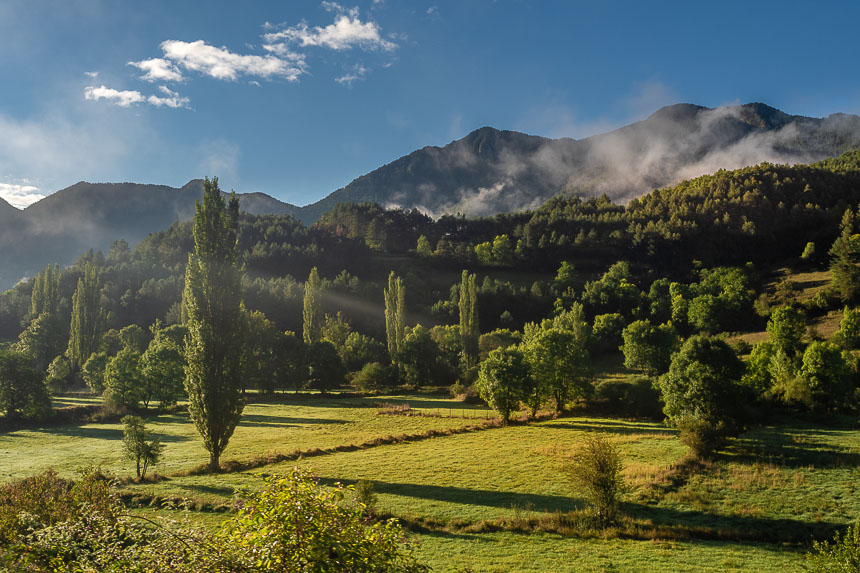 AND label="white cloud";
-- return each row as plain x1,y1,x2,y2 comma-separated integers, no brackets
0,182,45,208
335,64,367,86
0,111,145,197
150,85,191,108
160,39,306,81
128,57,184,82
263,5,397,52
84,71,99,78
84,85,190,109
426,6,438,15
84,85,145,107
